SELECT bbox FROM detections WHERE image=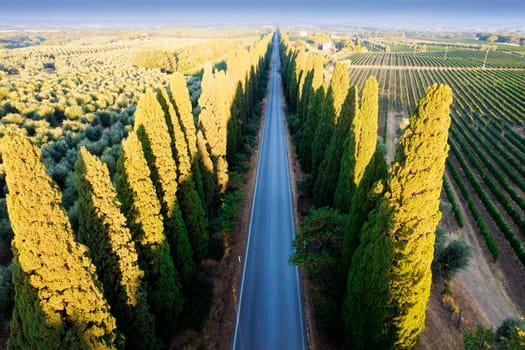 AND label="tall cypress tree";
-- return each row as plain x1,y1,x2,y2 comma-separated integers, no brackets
115,132,184,343
134,89,194,285
198,66,229,196
76,147,158,350
196,129,217,212
334,77,379,212
341,144,387,273
169,72,206,208
330,61,350,119
158,89,209,263
310,63,350,185
3,136,118,350
311,54,324,92
313,86,357,207
343,84,453,349
298,86,325,172
297,52,313,117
